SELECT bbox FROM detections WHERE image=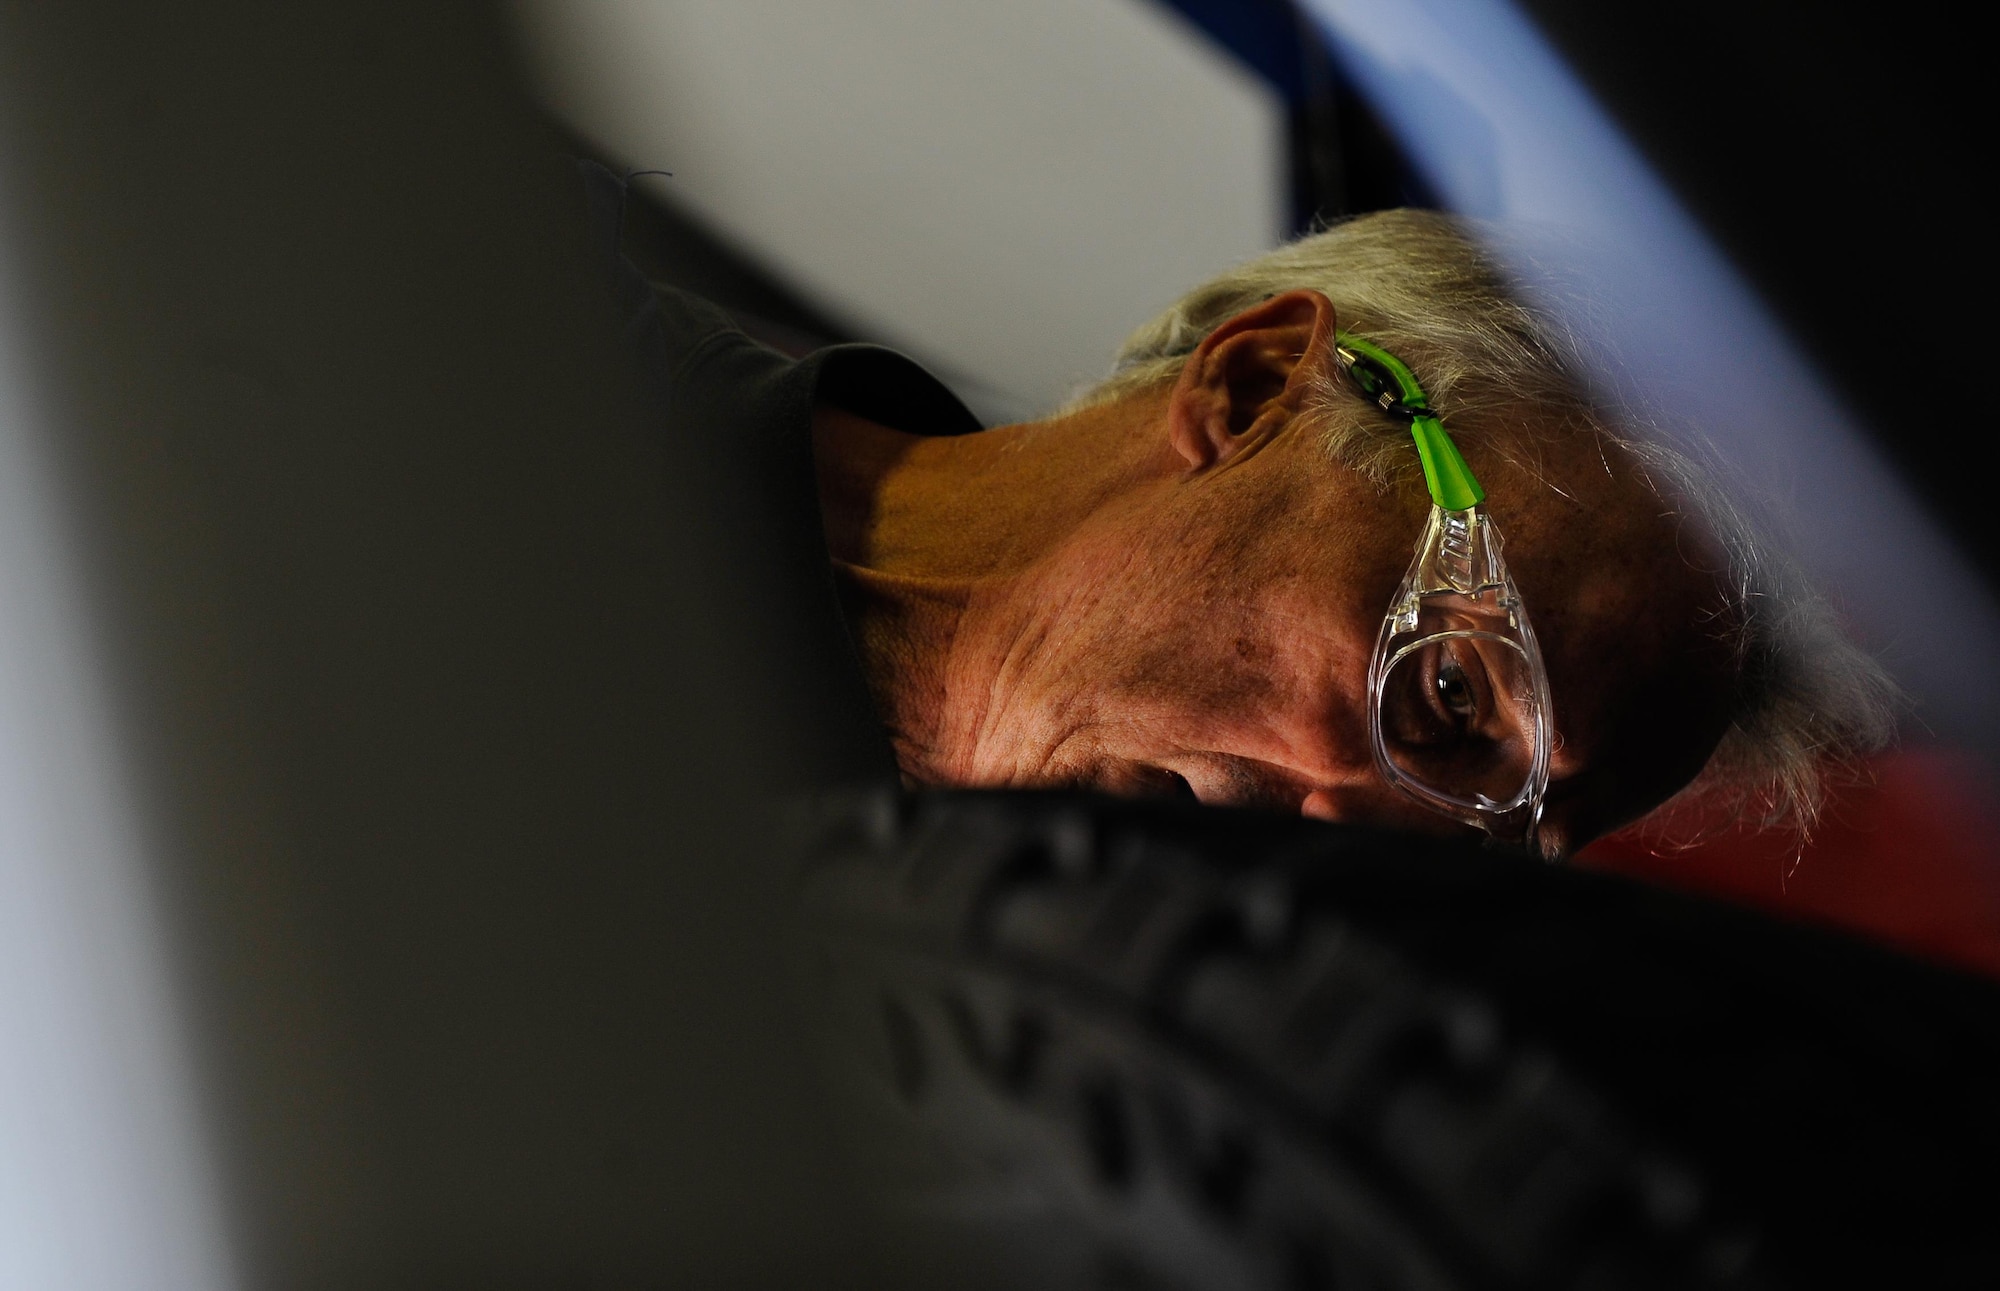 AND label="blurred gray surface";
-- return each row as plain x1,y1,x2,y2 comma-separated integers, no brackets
0,2,868,1285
